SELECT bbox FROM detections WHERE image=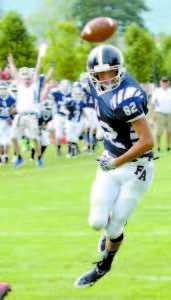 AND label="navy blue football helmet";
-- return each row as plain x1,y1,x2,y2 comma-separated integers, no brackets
87,45,126,92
